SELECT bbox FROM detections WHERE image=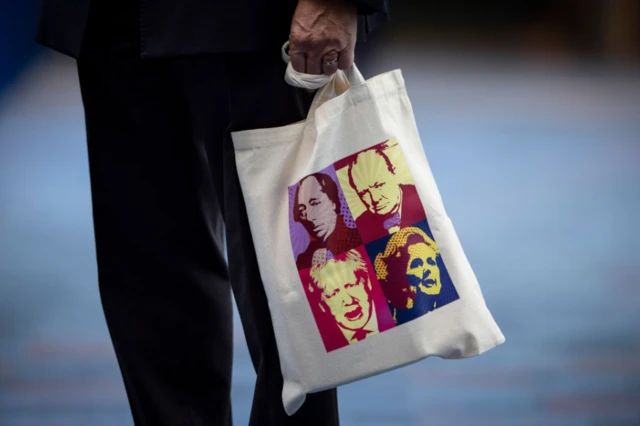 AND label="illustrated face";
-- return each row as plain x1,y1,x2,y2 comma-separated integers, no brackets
379,235,442,310
381,246,416,309
350,150,401,216
297,176,338,241
314,260,373,331
406,243,441,295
